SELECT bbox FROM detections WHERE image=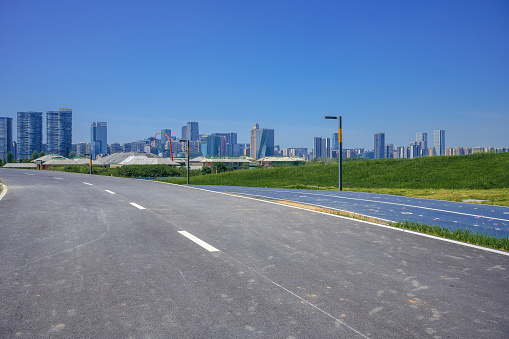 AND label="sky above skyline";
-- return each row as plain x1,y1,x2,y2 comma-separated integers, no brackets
1,0,508,150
